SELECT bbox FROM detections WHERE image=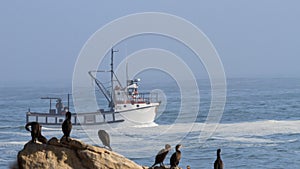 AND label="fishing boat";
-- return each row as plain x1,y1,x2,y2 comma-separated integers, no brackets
26,49,161,126
86,48,161,125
